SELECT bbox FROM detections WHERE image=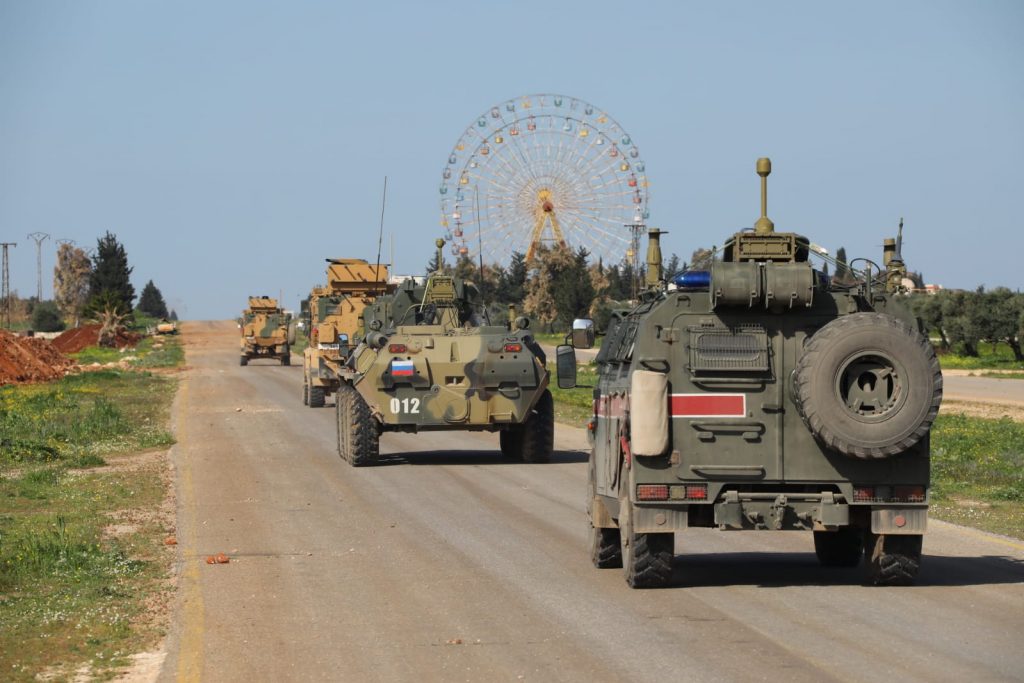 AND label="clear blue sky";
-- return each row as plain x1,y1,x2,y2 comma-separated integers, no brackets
2,1,1021,319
